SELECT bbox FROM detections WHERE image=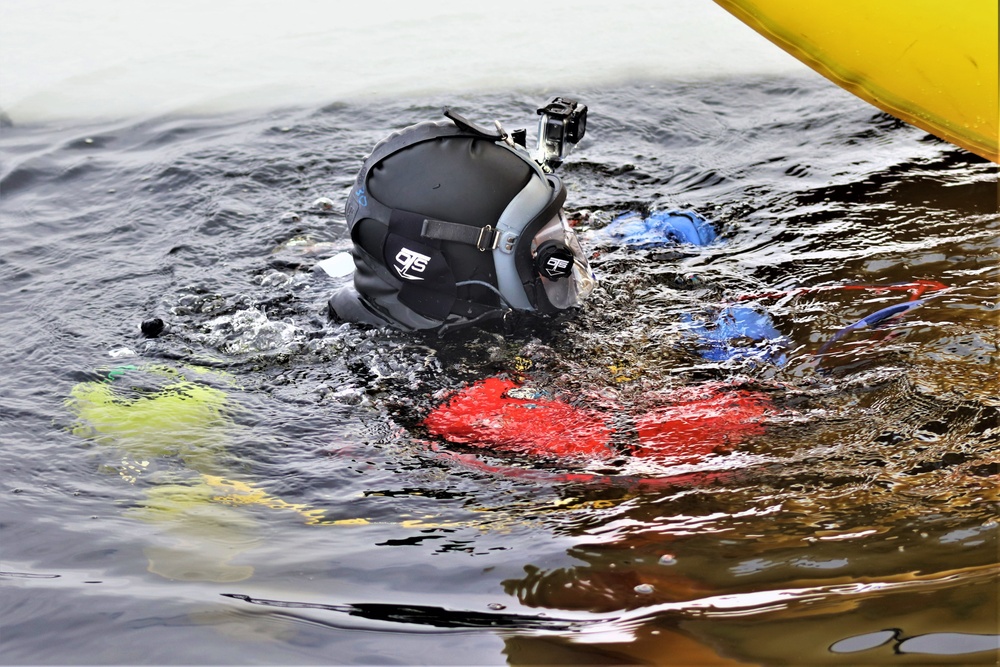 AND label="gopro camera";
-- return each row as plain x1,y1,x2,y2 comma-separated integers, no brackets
535,97,587,171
